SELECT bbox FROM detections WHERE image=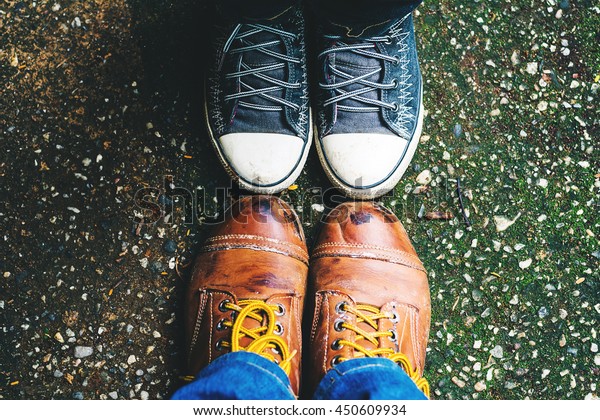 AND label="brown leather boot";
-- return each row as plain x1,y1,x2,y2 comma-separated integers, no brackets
185,195,308,396
307,201,431,397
